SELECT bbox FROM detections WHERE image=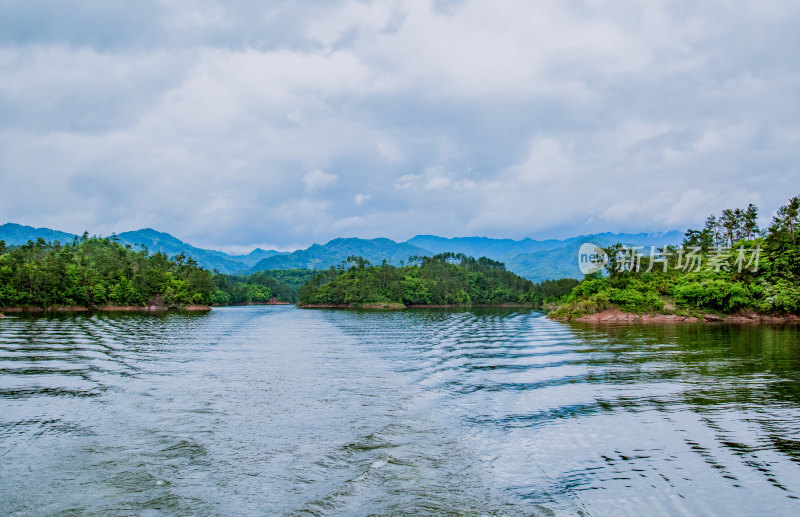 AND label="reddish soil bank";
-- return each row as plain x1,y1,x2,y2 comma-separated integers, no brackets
549,308,800,324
